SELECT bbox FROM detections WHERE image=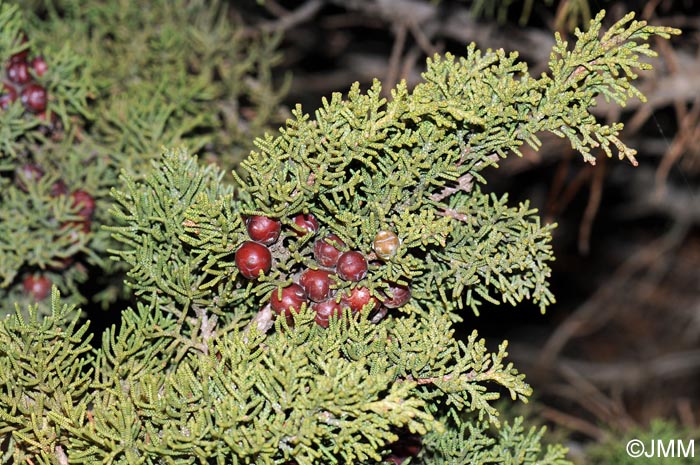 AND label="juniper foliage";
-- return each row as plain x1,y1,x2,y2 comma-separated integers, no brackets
0,0,286,312
0,7,680,465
